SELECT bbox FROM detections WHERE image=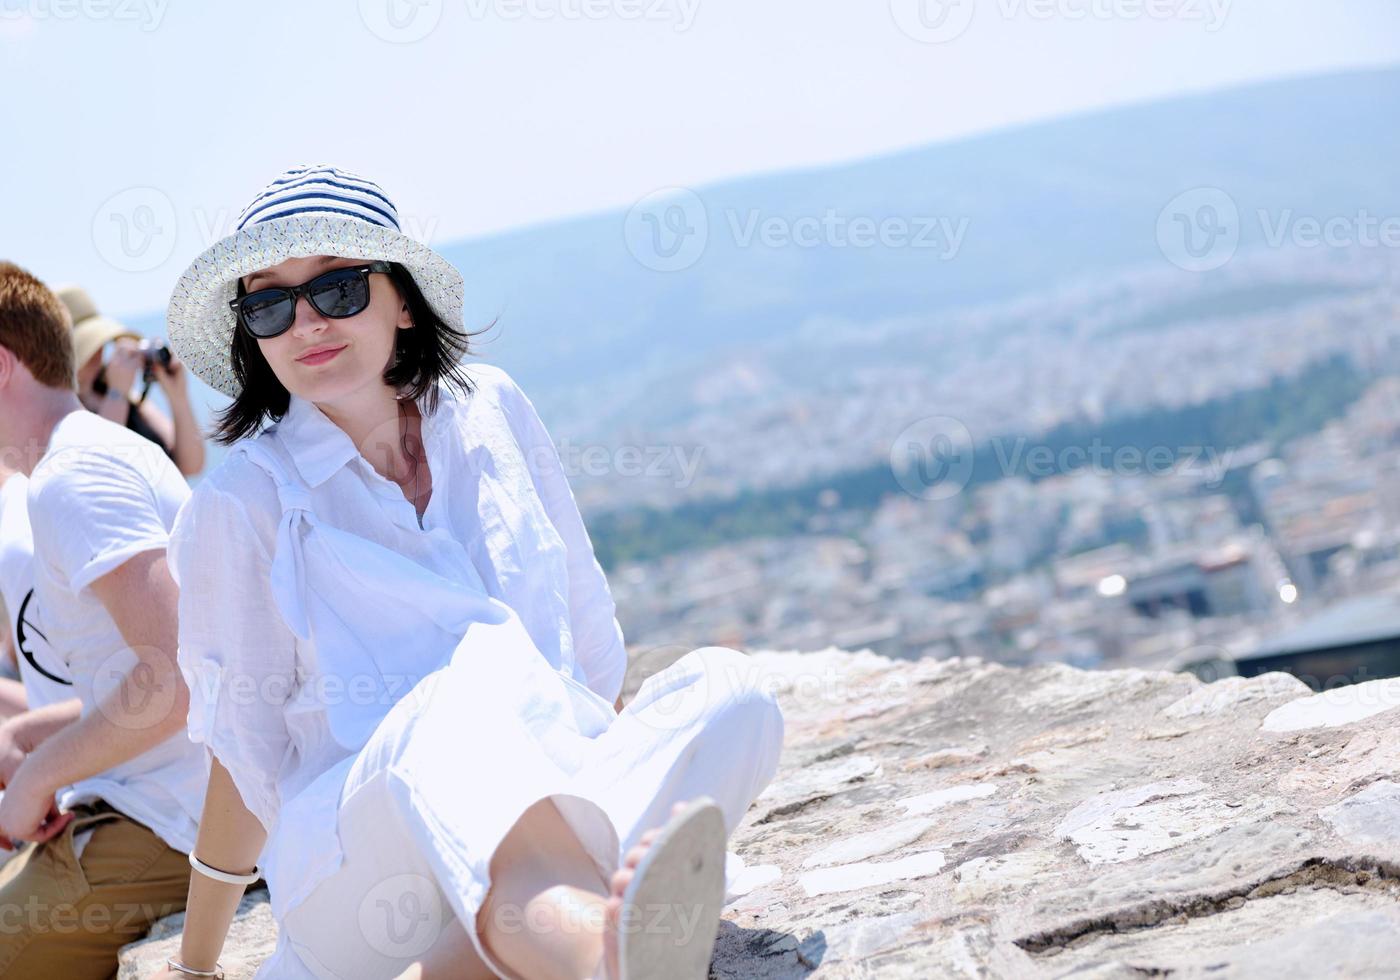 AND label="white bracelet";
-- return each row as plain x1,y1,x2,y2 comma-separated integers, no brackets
188,853,260,885
166,957,224,978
